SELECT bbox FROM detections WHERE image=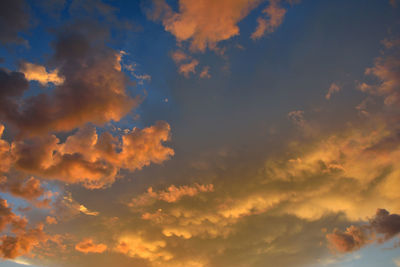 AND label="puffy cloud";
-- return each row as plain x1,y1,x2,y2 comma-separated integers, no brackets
326,225,368,253
0,124,12,173
51,192,99,219
325,83,341,100
148,0,262,52
251,0,287,40
0,29,139,136
178,59,199,77
171,50,189,63
0,198,50,259
19,62,64,86
75,238,107,254
358,42,400,106
115,234,173,261
327,209,400,253
0,225,48,259
10,121,173,189
0,0,30,45
0,177,49,204
128,183,214,208
45,216,57,225
199,66,211,79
